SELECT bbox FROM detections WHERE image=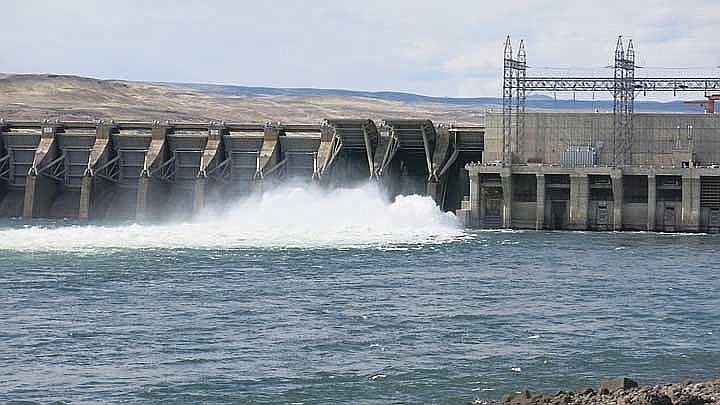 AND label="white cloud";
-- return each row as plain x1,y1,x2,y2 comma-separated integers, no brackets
443,42,500,74
0,0,717,98
455,78,500,99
